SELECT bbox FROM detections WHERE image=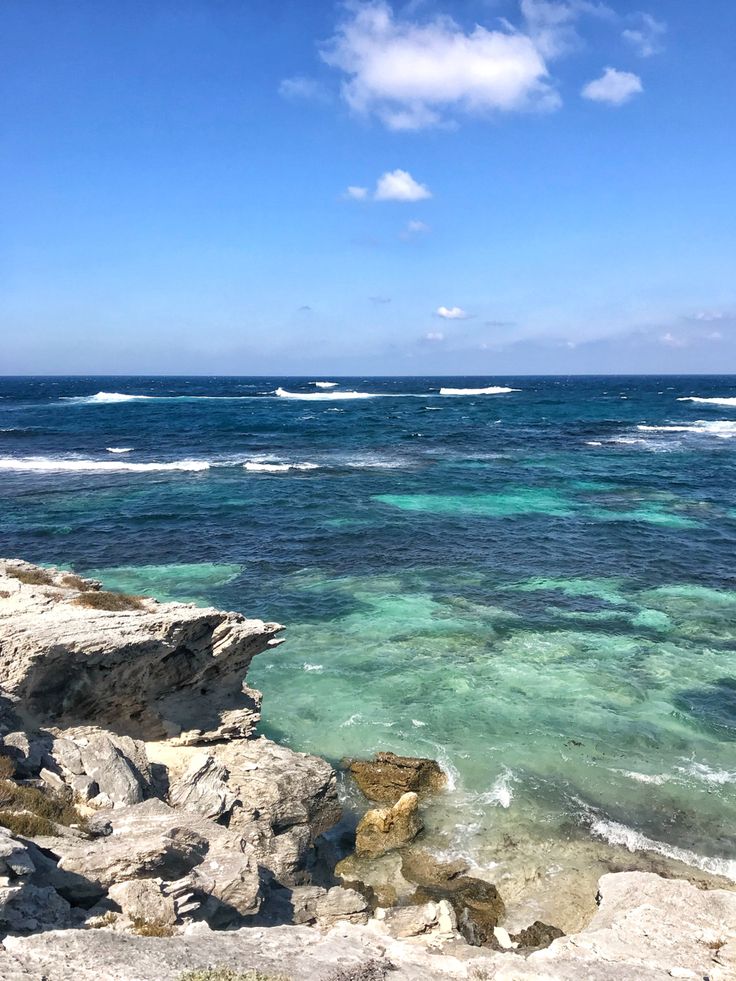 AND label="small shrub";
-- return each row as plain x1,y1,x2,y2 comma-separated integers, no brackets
323,962,389,981
5,565,54,586
60,573,95,591
71,590,145,612
131,917,176,937
0,810,56,837
0,590,10,599
89,910,118,929
177,971,291,981
0,779,87,831
0,755,16,779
